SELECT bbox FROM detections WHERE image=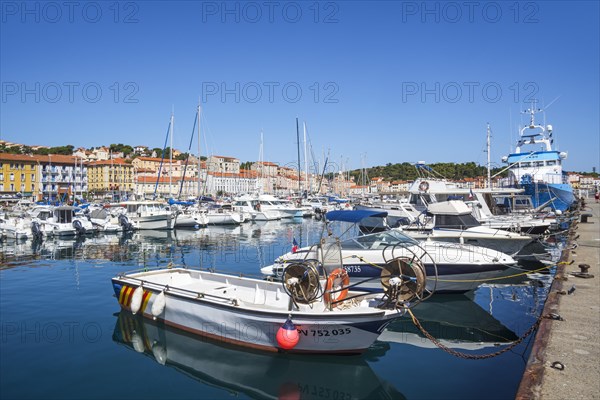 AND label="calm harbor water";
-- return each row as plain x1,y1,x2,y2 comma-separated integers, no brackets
1,218,559,400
